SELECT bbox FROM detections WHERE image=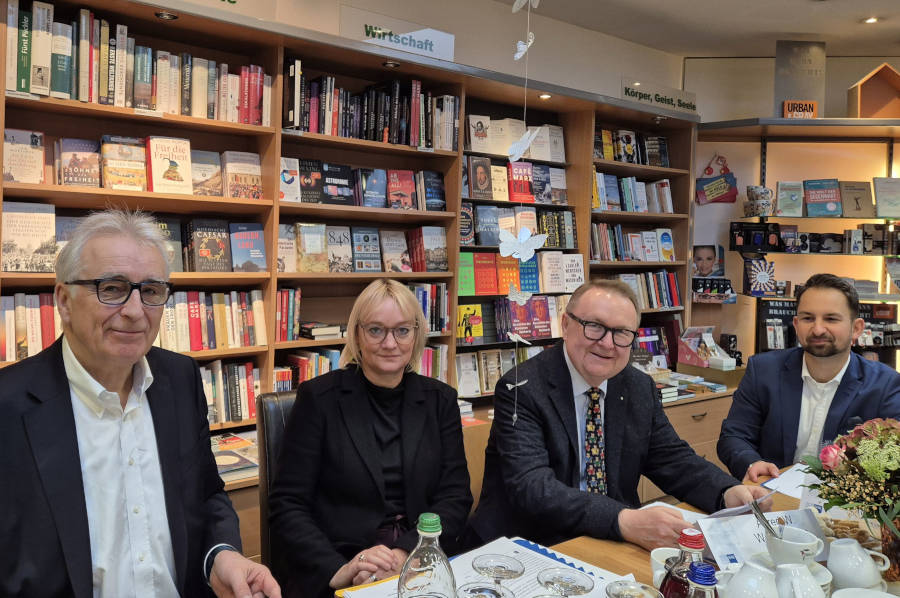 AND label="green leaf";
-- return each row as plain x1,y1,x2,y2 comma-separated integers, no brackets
877,507,900,539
